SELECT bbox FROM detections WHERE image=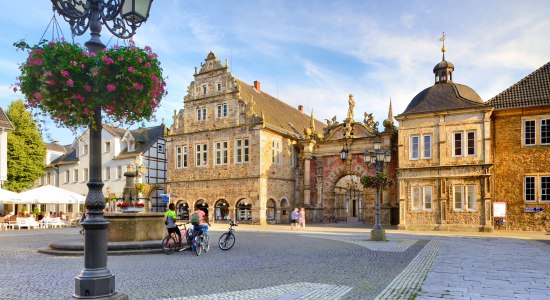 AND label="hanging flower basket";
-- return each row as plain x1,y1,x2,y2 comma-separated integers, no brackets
14,39,166,129
361,173,394,190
